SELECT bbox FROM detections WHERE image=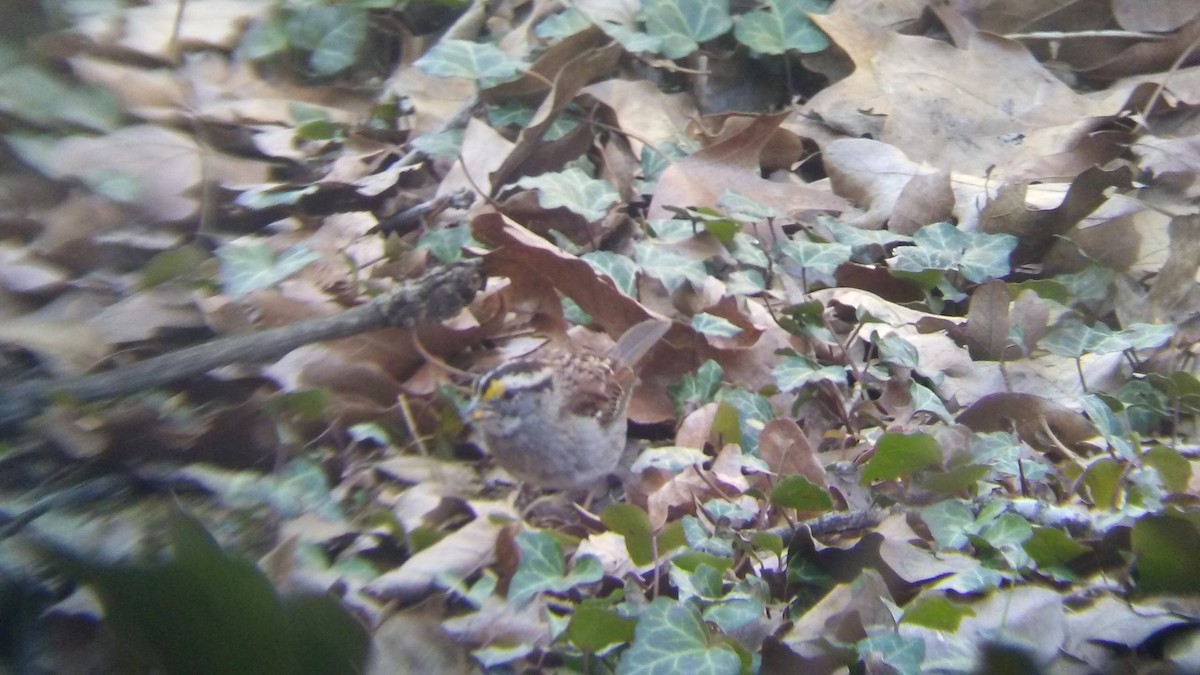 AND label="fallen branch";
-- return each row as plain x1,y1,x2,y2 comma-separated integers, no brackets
0,261,483,429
